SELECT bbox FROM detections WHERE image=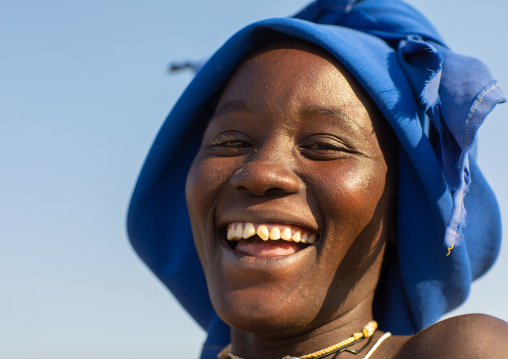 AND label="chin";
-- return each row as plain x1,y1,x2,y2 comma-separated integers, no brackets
214,292,317,337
